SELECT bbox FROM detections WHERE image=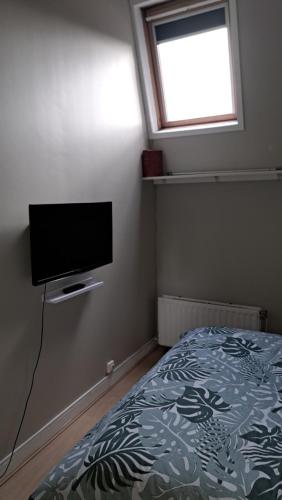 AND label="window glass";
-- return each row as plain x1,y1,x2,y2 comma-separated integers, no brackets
157,25,234,122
